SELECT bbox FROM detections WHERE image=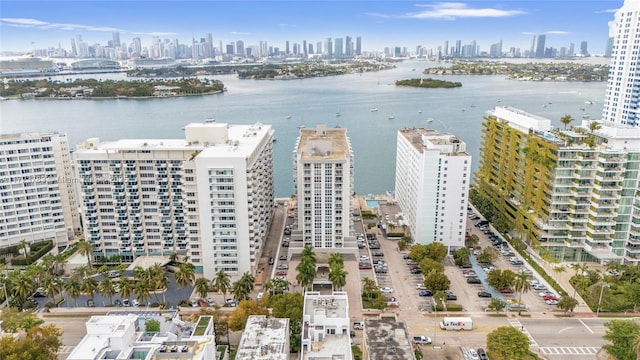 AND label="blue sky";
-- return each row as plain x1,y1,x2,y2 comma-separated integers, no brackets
0,1,624,54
